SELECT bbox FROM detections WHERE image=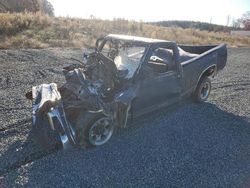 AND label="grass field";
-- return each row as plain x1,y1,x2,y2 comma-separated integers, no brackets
0,12,250,49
